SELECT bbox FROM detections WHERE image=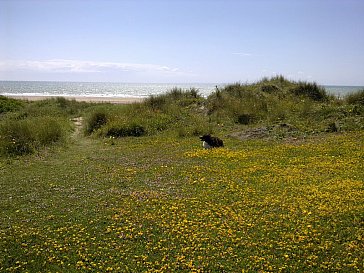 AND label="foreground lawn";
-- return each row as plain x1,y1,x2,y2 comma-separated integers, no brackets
1,132,363,272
